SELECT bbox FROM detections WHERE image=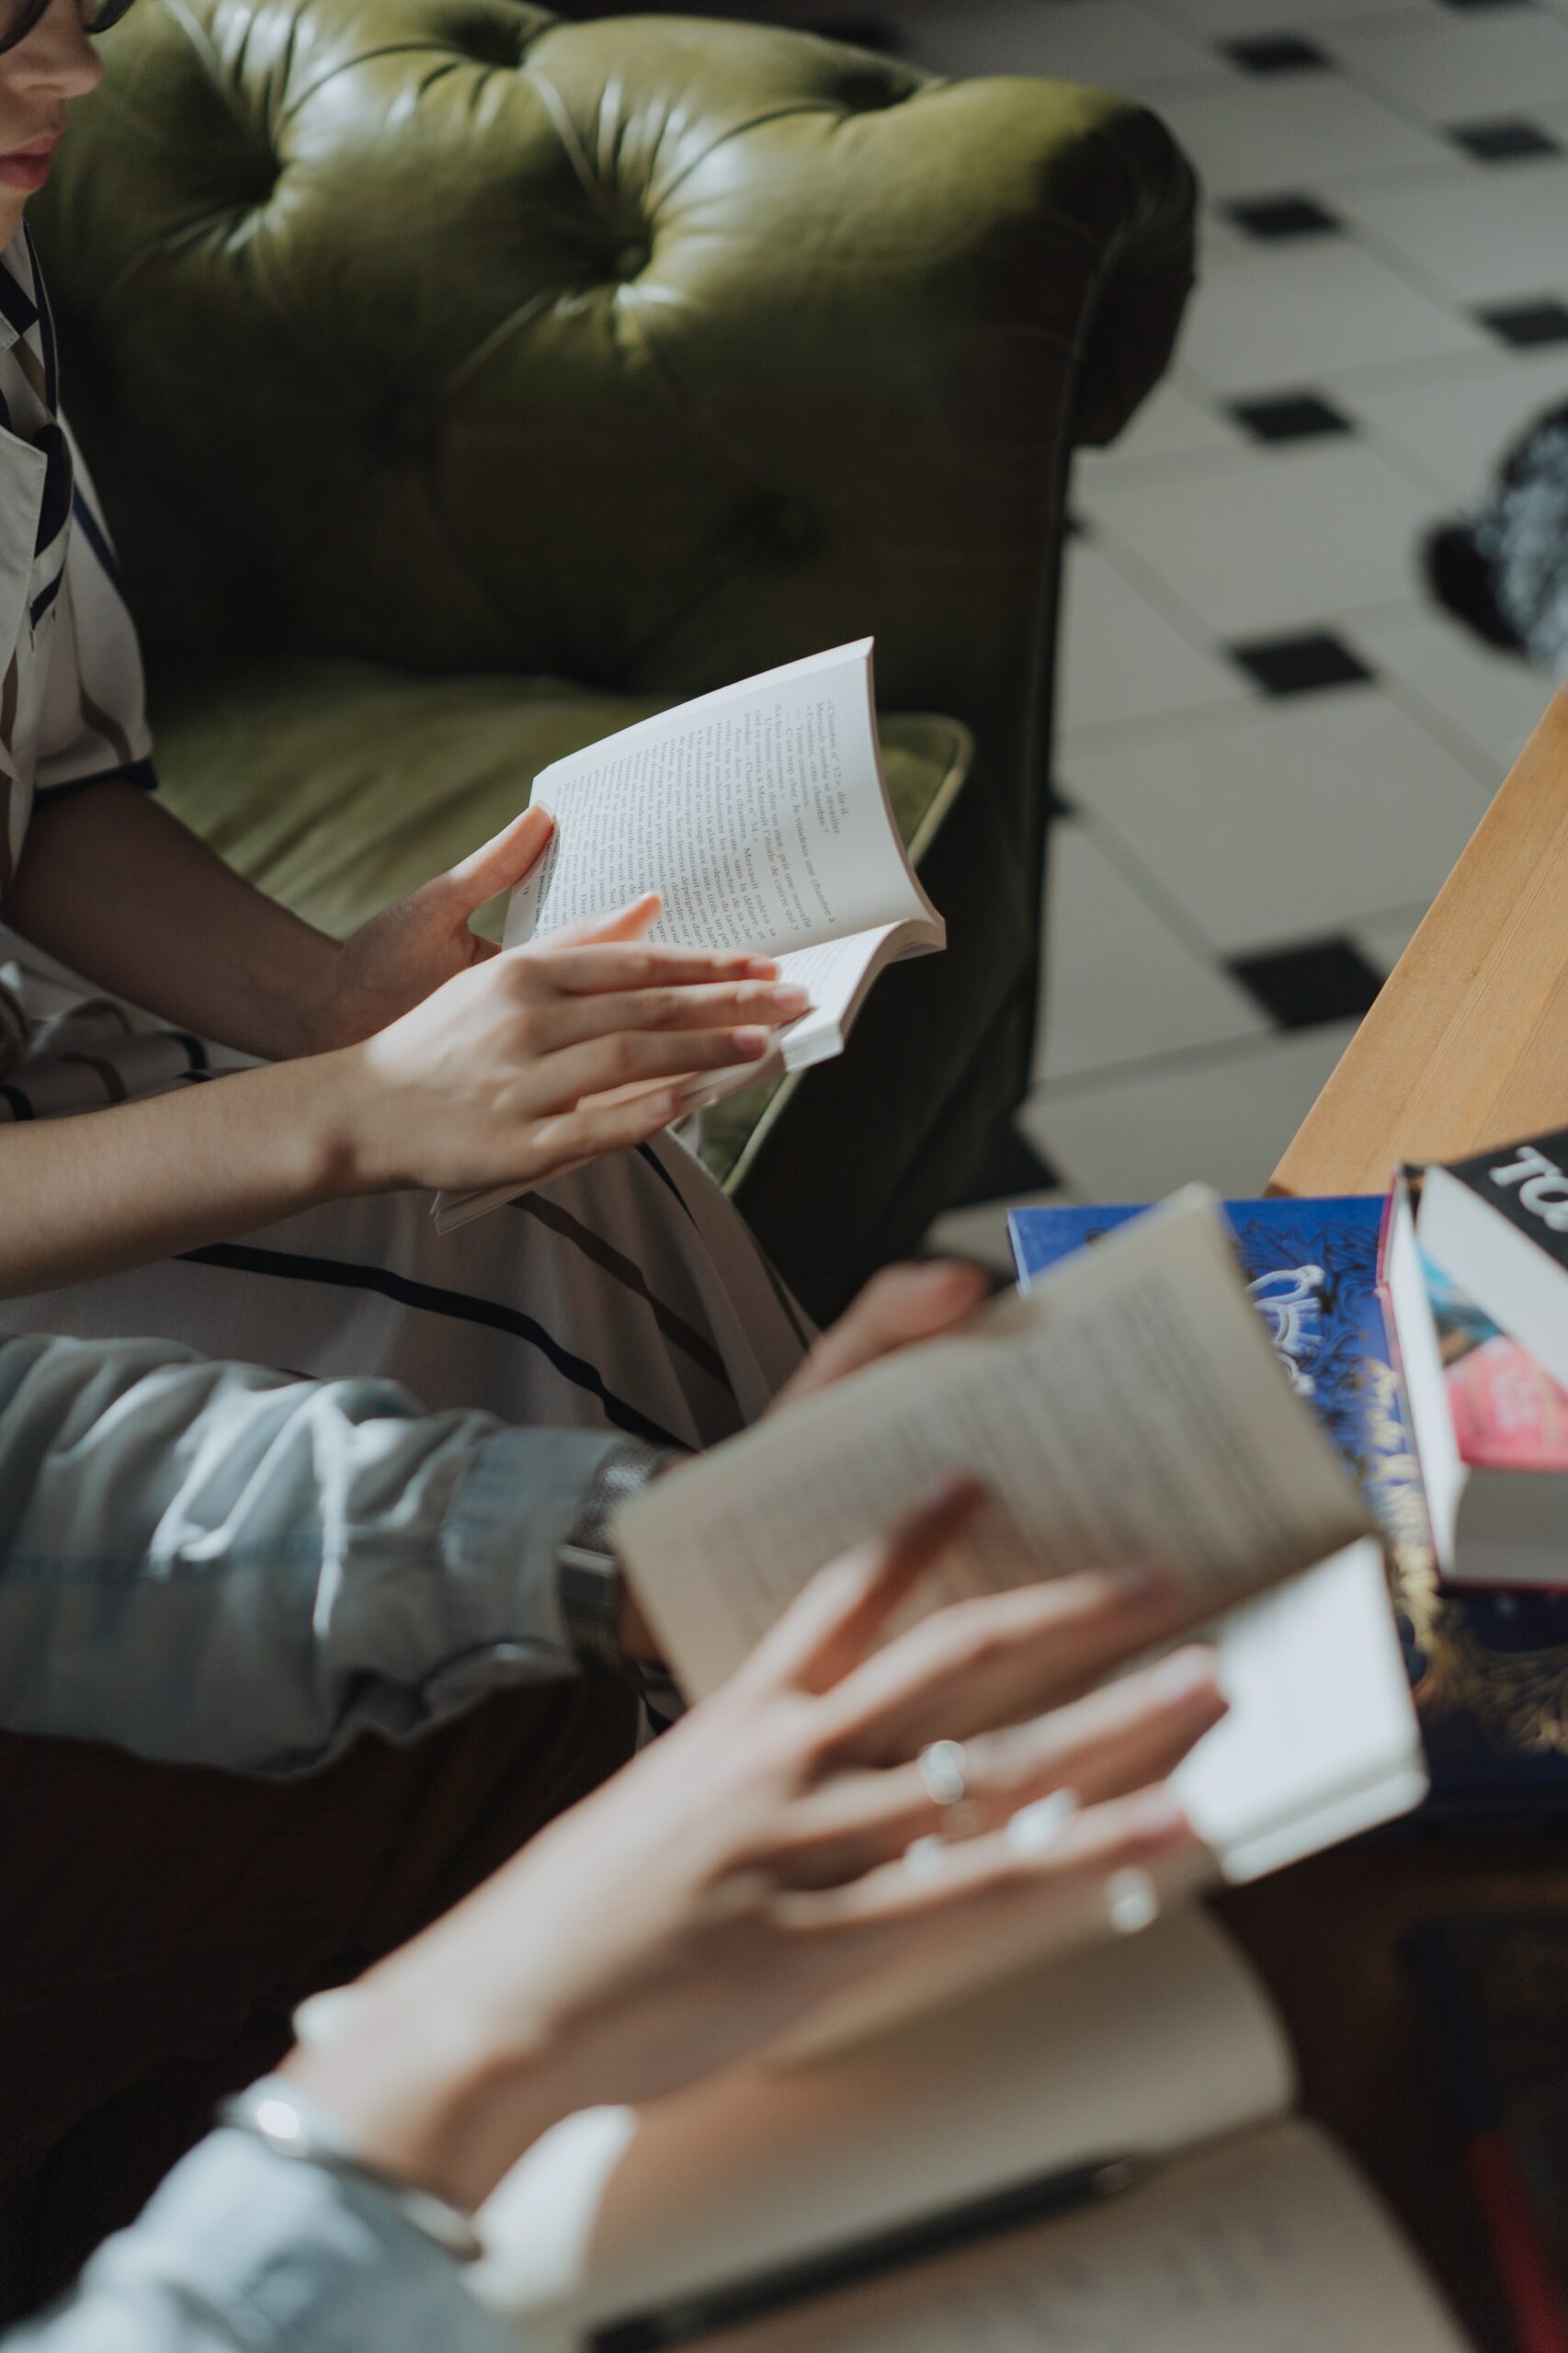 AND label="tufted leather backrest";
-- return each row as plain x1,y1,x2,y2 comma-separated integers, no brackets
34,3,1194,790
